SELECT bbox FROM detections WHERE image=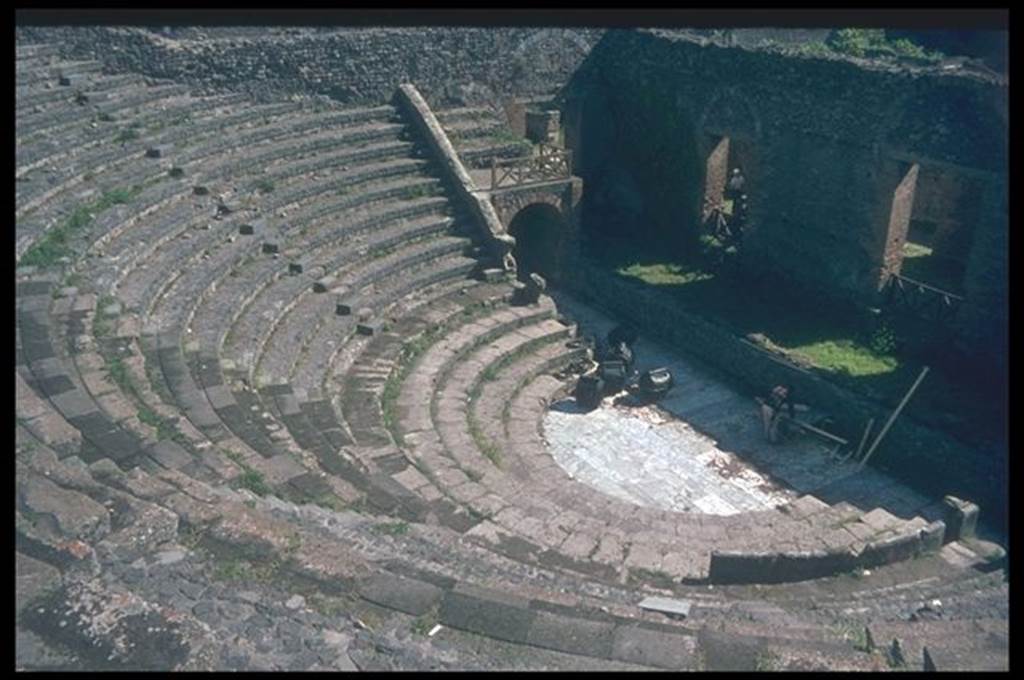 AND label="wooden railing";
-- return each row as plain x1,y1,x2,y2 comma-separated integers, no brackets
489,144,572,189
883,272,965,324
